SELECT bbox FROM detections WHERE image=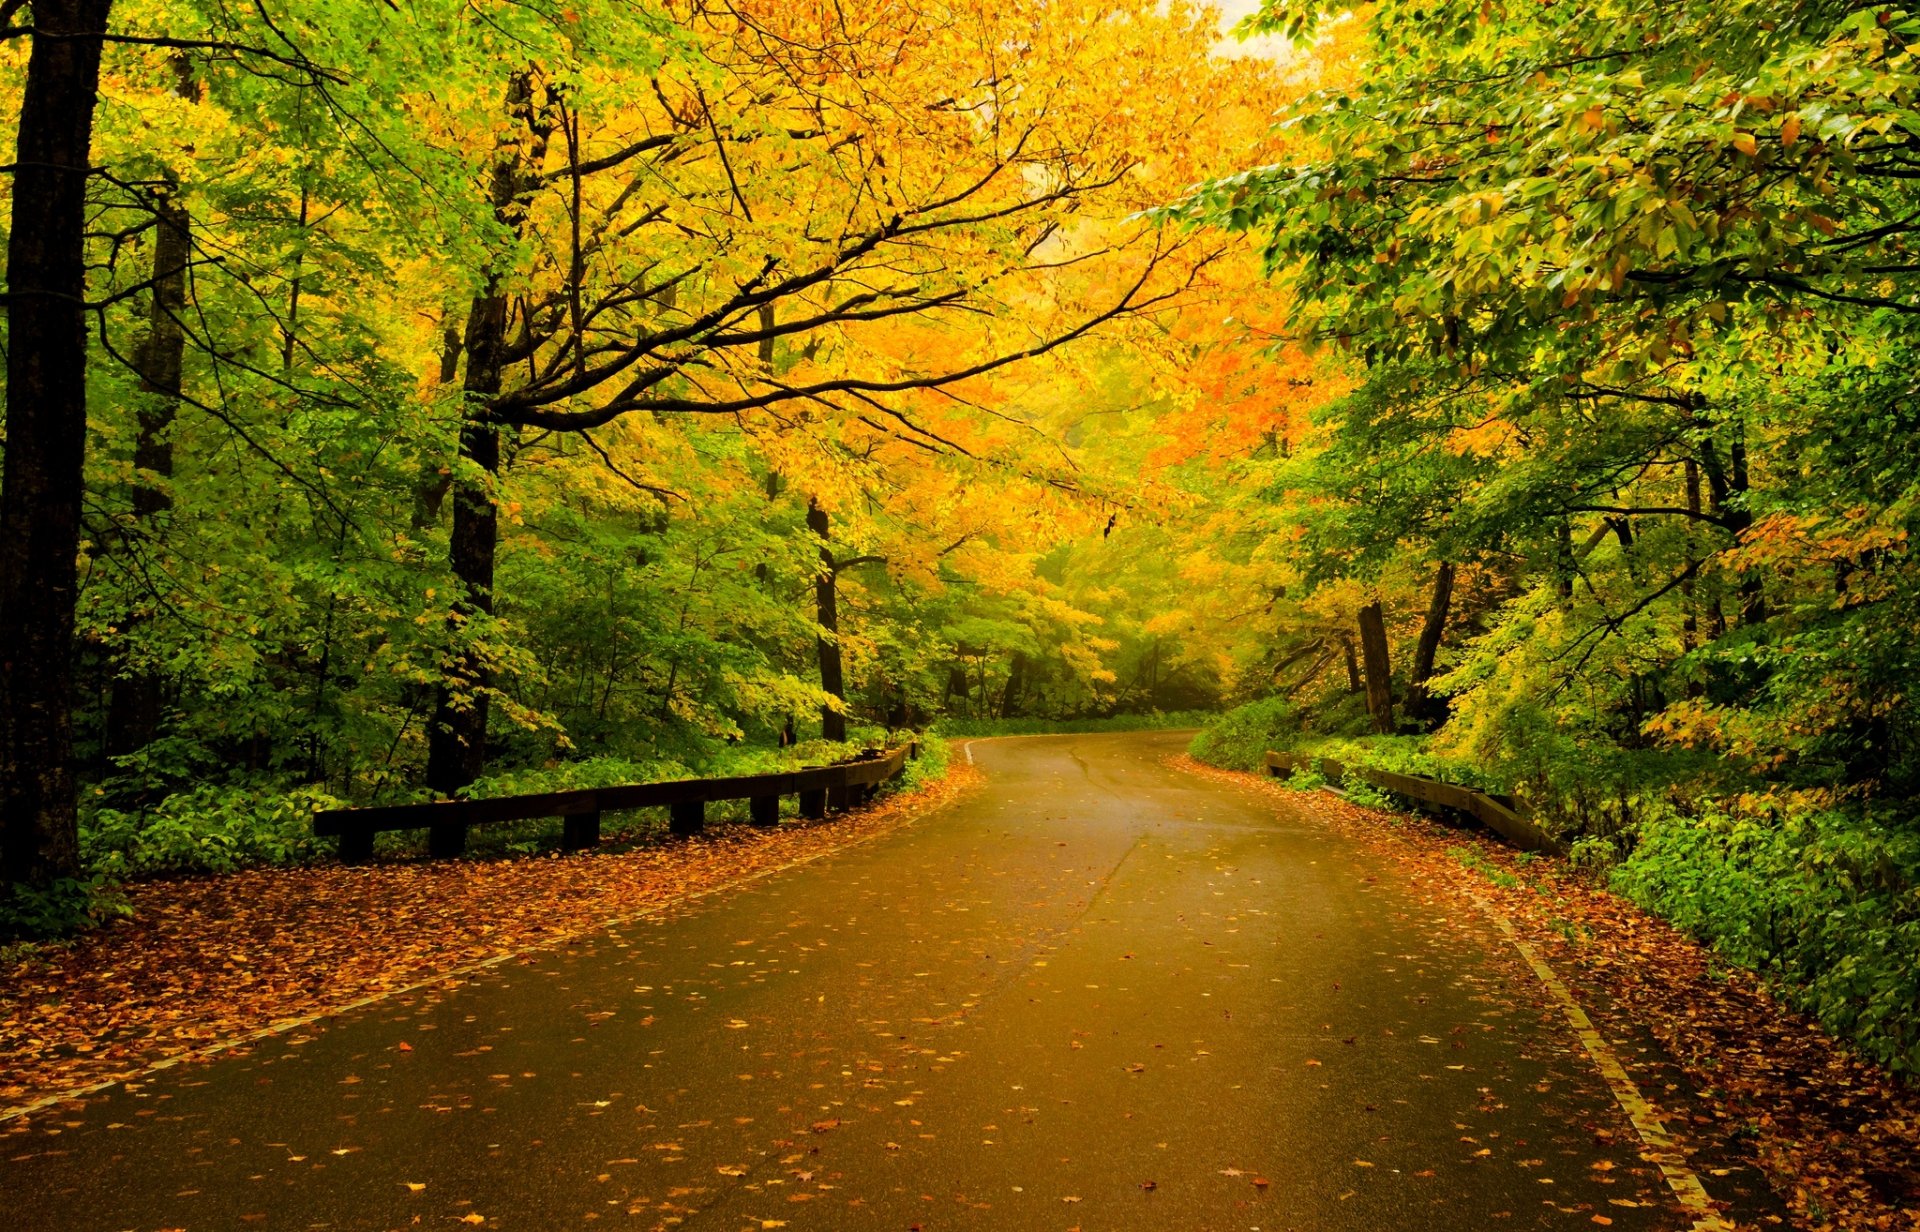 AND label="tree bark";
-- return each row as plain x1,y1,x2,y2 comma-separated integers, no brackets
0,0,115,889
426,72,551,794
1700,433,1763,626
1356,601,1395,734
105,174,191,757
1402,562,1455,728
1681,459,1701,656
807,498,847,742
999,650,1028,718
1340,634,1361,694
410,322,465,532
